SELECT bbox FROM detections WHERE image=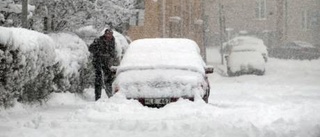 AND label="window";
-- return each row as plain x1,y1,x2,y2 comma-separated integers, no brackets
138,10,145,26
255,0,266,20
129,10,145,26
129,0,145,26
169,16,182,37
